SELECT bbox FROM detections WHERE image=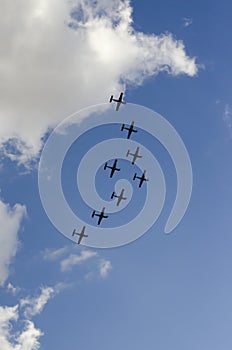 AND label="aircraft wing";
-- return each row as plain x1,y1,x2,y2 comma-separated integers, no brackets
127,129,132,139
98,216,102,225
116,197,121,206
139,176,145,187
135,147,140,156
116,101,121,111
